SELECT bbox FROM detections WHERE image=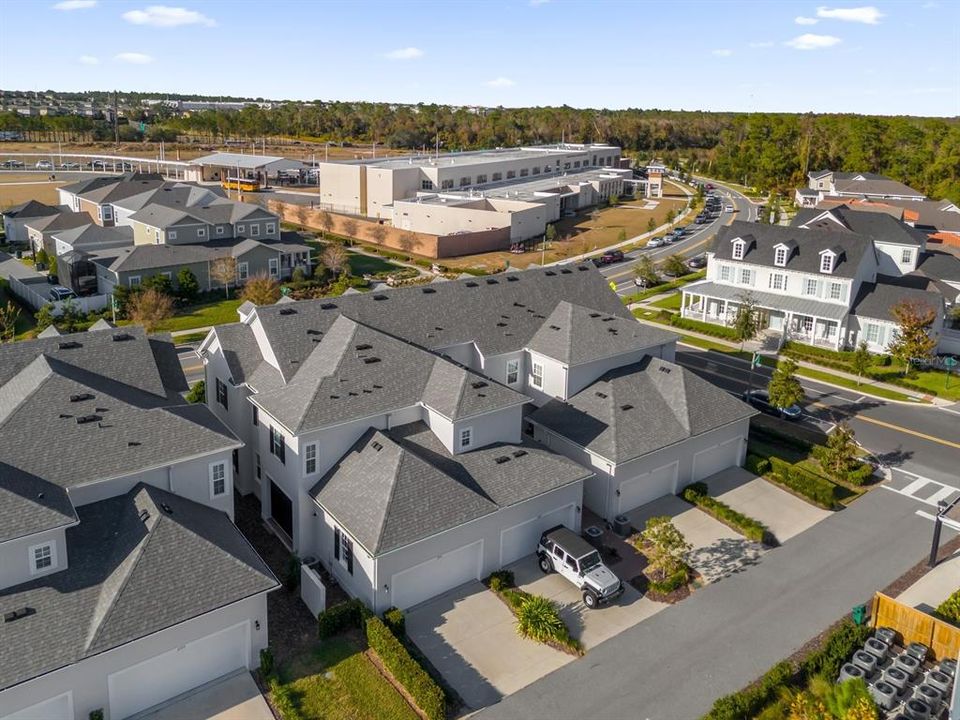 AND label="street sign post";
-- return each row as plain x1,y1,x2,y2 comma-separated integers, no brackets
746,352,763,395
945,355,957,390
